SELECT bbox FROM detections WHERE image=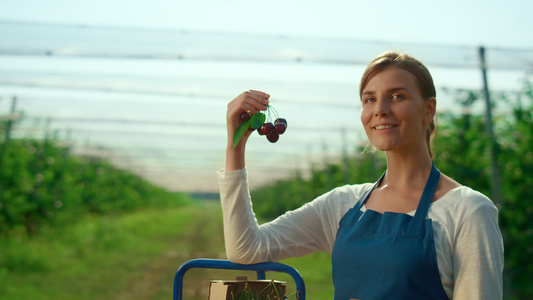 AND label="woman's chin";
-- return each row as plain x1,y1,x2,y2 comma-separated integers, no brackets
371,143,394,152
